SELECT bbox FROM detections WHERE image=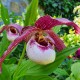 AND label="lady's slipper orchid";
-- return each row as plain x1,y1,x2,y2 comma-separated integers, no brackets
0,24,22,41
6,24,22,41
0,15,80,72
